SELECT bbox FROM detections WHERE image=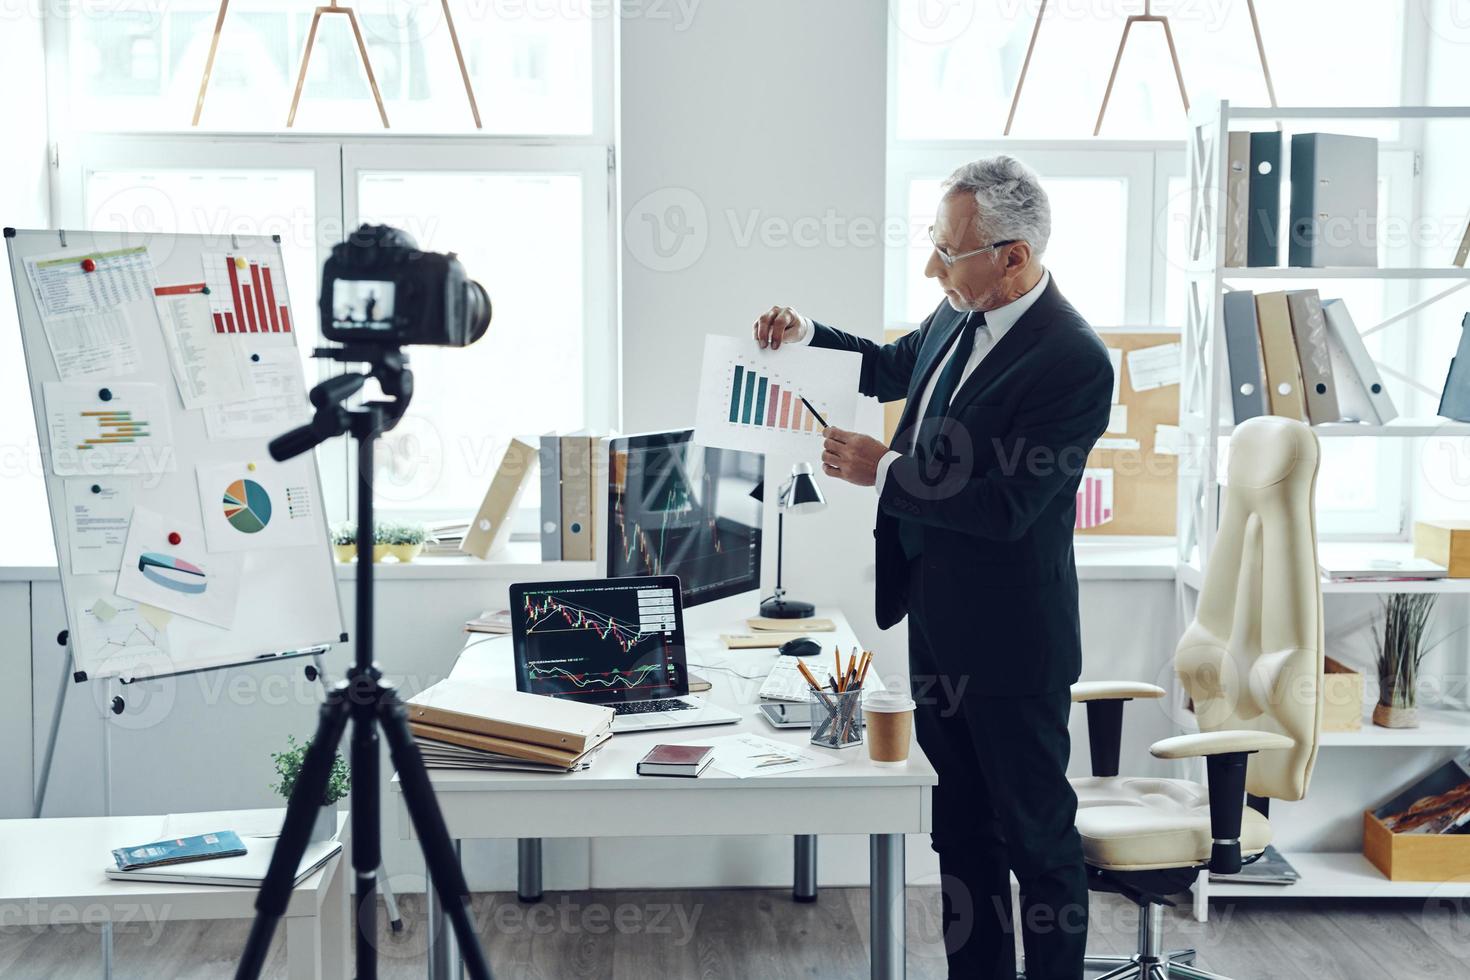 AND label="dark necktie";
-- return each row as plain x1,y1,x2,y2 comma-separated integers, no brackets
898,311,986,560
